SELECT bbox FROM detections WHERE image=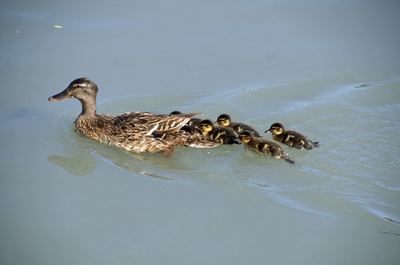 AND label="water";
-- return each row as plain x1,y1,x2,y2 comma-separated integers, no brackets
1,1,400,264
